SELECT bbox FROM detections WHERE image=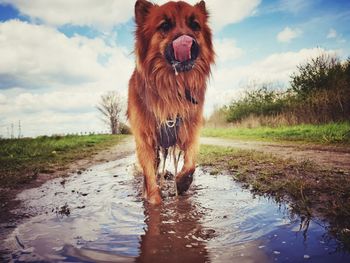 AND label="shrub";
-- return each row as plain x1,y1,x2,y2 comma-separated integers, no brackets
290,54,349,97
119,123,131,135
226,85,287,123
217,53,350,126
